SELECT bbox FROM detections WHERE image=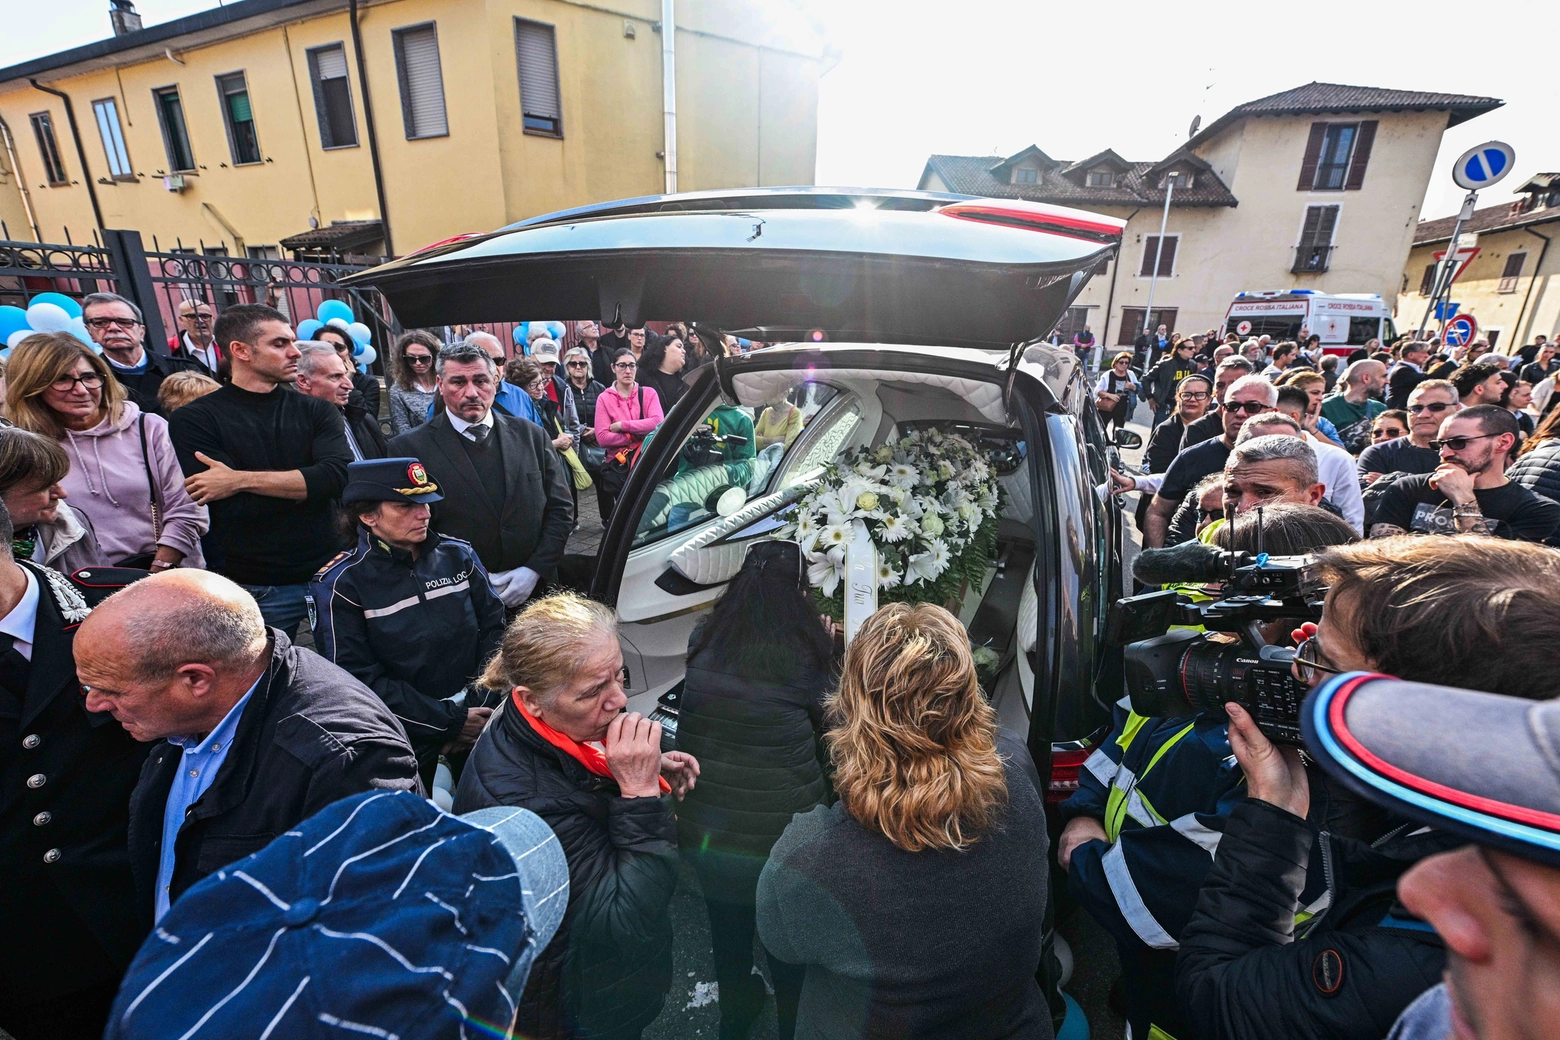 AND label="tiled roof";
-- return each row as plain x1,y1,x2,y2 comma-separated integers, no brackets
1413,201,1560,245
1186,82,1502,150
921,152,1238,208
279,220,384,252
